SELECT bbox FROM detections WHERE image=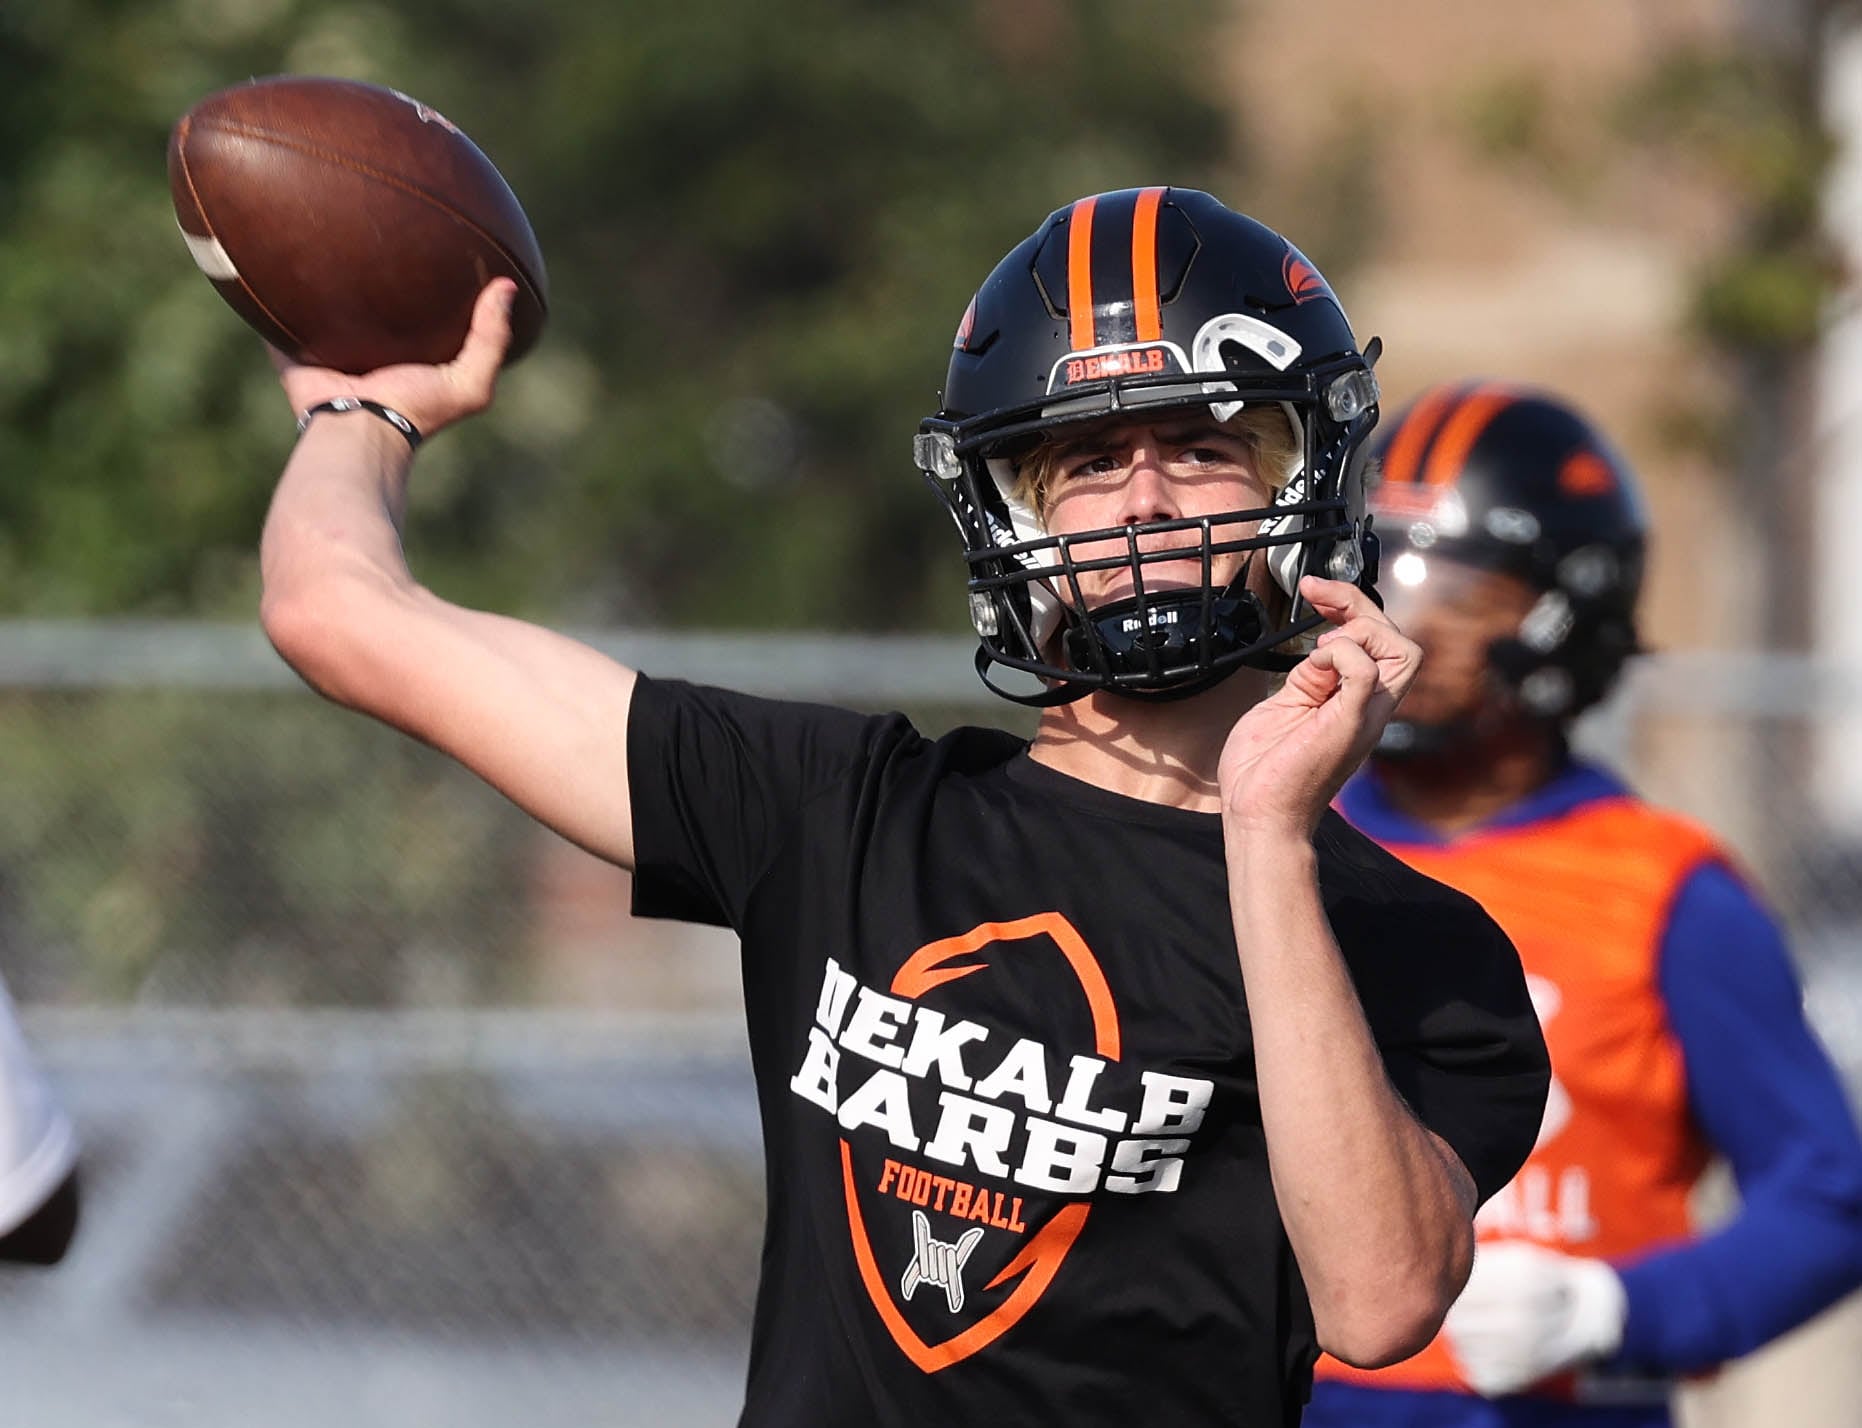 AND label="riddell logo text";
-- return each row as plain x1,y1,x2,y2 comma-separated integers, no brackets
790,957,1213,1196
